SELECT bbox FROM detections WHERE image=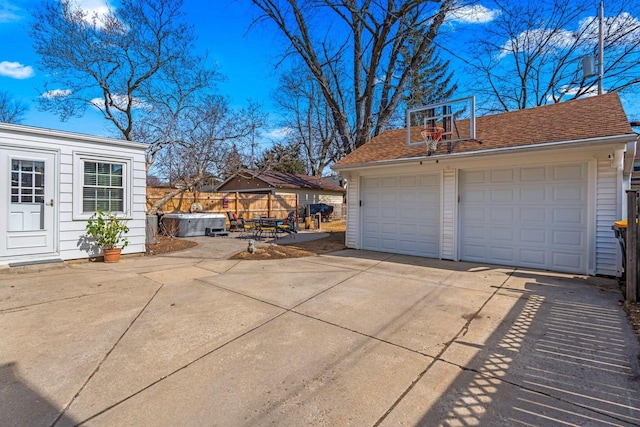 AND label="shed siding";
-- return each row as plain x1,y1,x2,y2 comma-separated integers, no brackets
0,125,147,263
596,159,620,276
